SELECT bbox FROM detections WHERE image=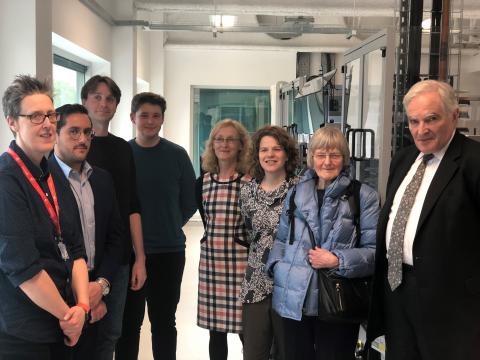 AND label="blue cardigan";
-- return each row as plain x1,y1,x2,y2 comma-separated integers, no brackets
266,168,379,320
